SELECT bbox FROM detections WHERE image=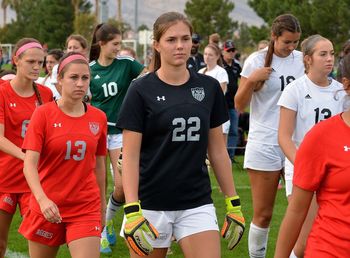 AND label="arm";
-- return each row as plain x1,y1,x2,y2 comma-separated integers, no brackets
23,150,61,223
278,107,298,163
274,186,313,258
234,67,272,112
0,124,25,160
122,130,142,203
207,126,236,197
220,82,227,94
95,155,106,226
